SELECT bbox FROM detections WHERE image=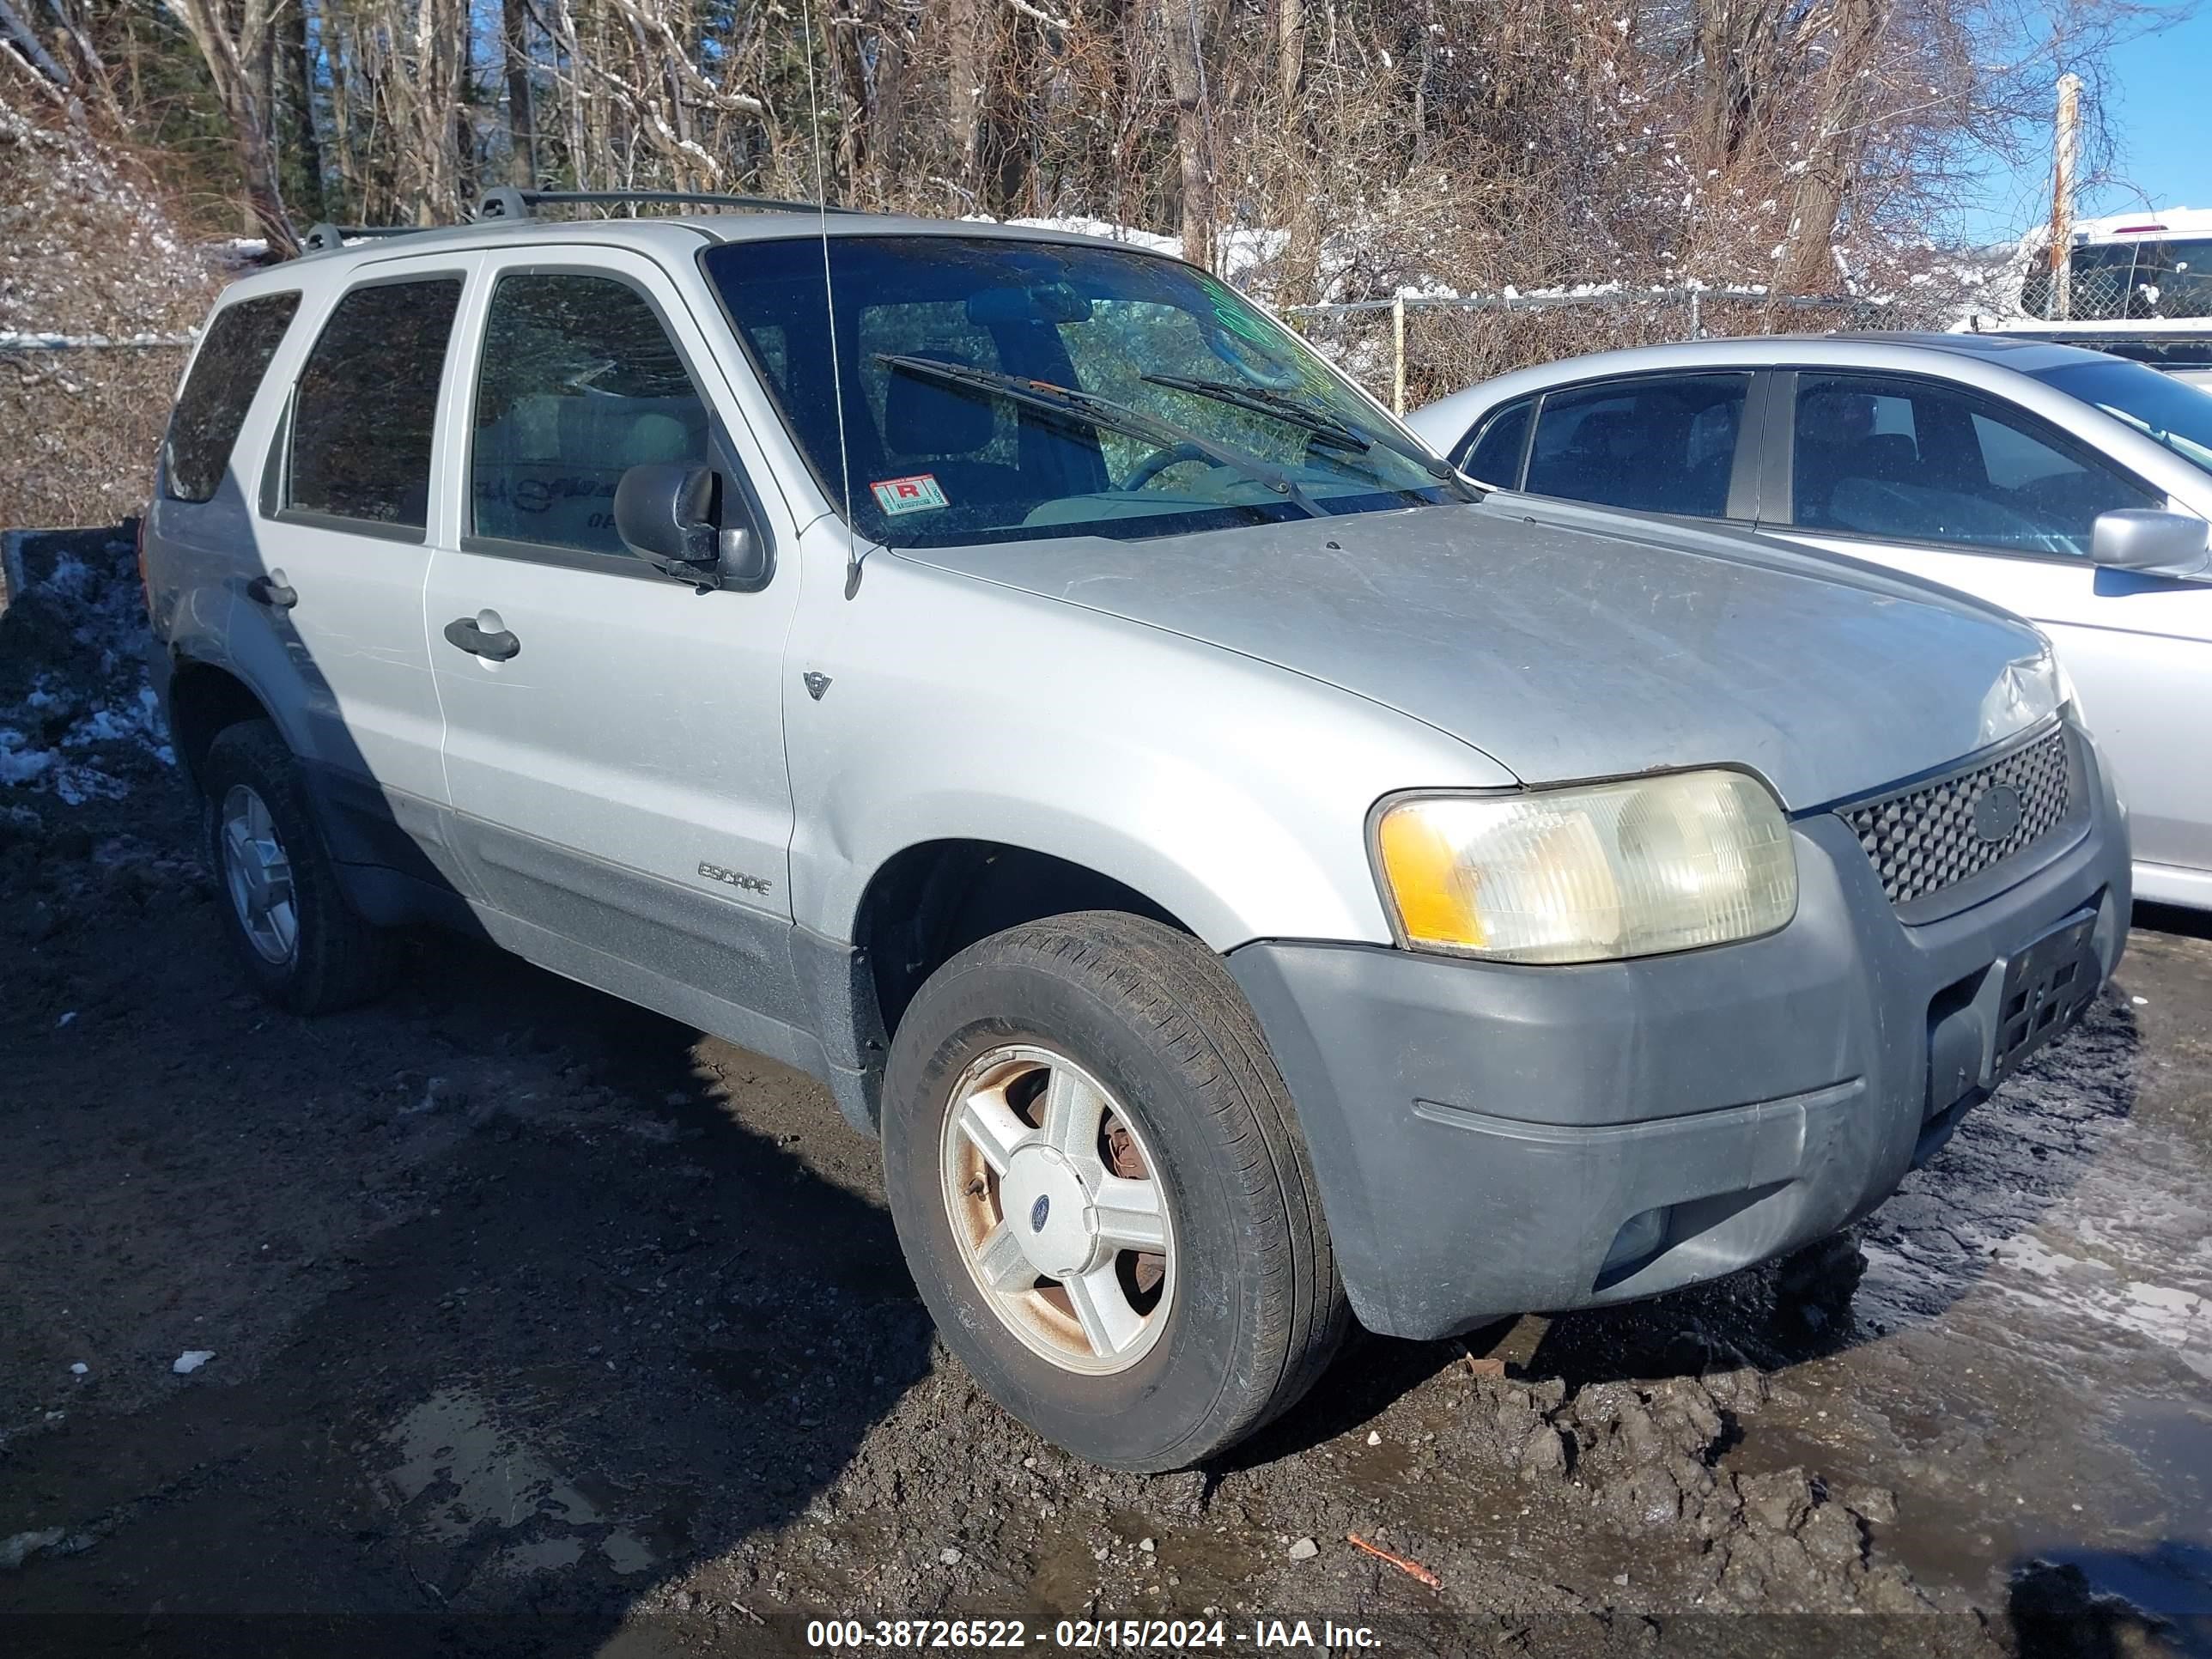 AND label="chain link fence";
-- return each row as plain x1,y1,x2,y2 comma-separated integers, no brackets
1277,289,1894,414
3,286,1909,527
2017,251,2212,325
